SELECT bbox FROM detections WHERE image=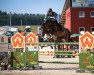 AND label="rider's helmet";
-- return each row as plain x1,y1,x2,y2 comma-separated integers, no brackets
48,8,52,12
47,8,55,19
47,8,53,16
